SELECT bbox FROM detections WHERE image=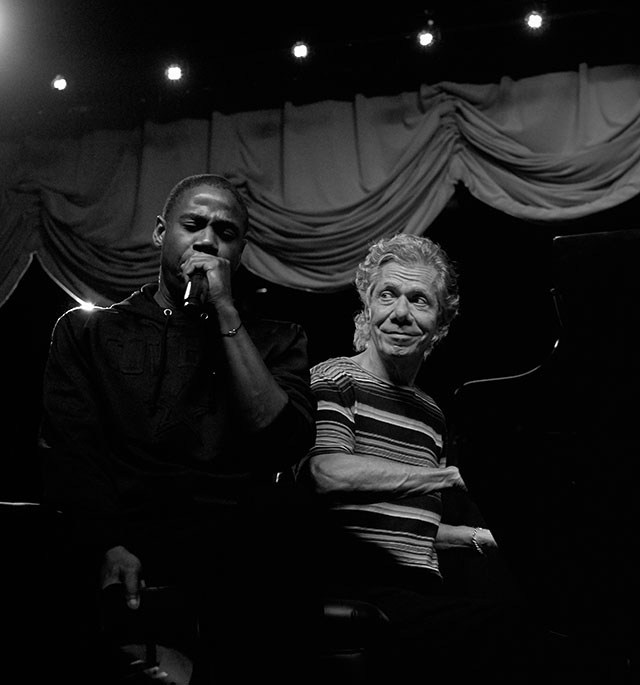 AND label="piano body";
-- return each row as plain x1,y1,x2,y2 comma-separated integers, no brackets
451,228,638,676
